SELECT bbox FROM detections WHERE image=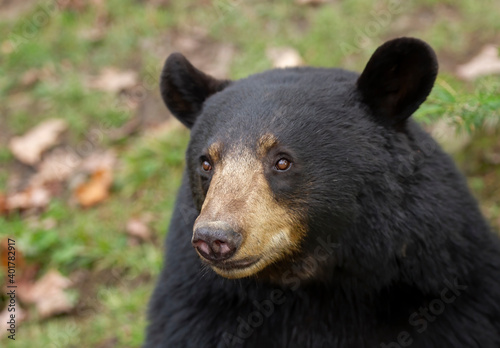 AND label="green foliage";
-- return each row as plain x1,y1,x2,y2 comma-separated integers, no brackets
416,76,500,131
